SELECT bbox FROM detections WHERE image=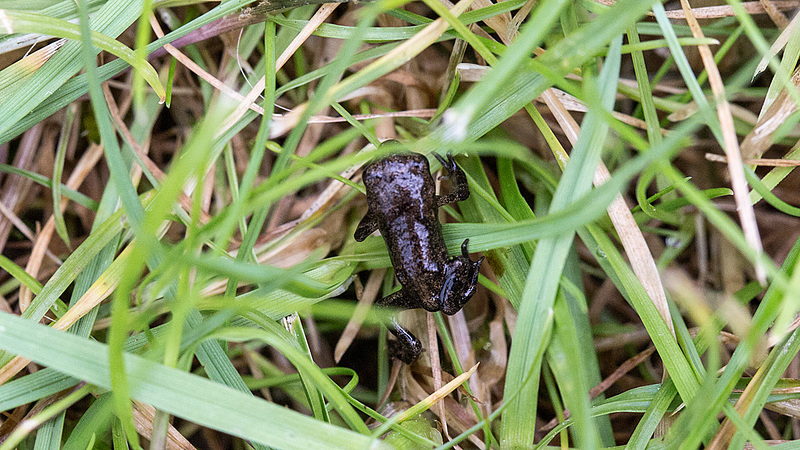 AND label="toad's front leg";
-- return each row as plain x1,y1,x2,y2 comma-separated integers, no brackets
354,210,378,242
434,153,470,207
376,288,424,363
